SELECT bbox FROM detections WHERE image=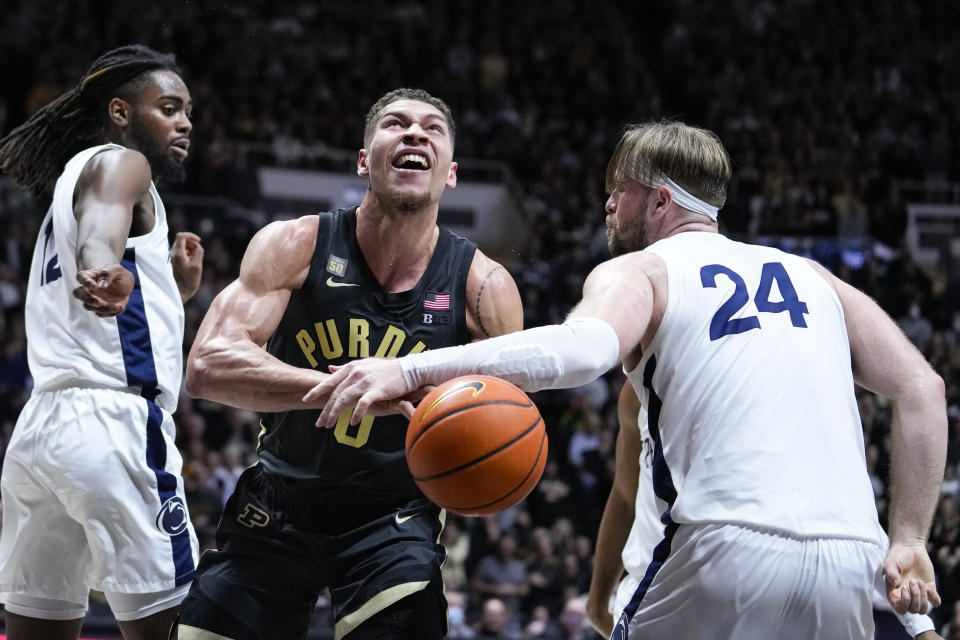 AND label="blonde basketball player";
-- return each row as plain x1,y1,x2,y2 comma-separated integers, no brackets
587,382,943,640
309,120,946,639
